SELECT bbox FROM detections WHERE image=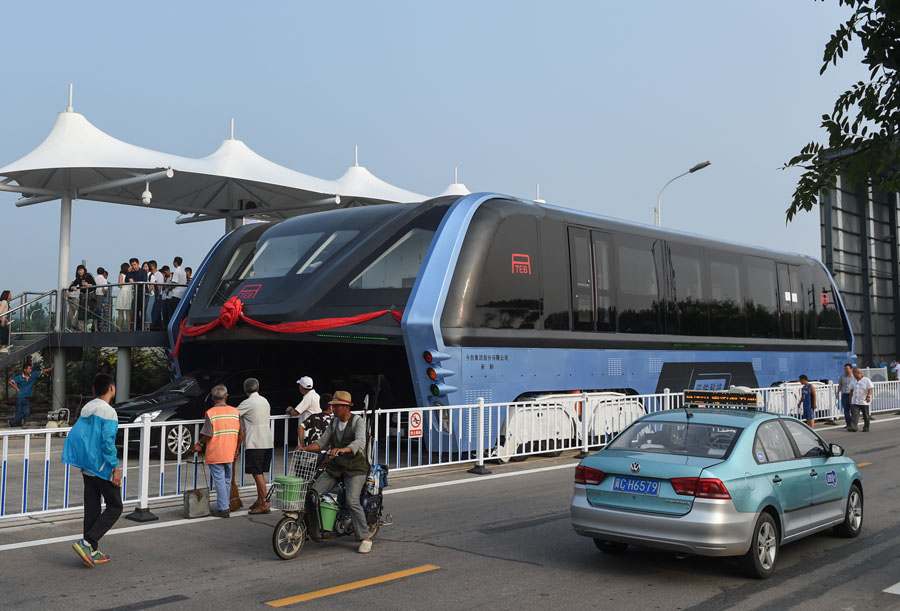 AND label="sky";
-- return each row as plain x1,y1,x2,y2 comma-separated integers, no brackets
0,1,867,296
